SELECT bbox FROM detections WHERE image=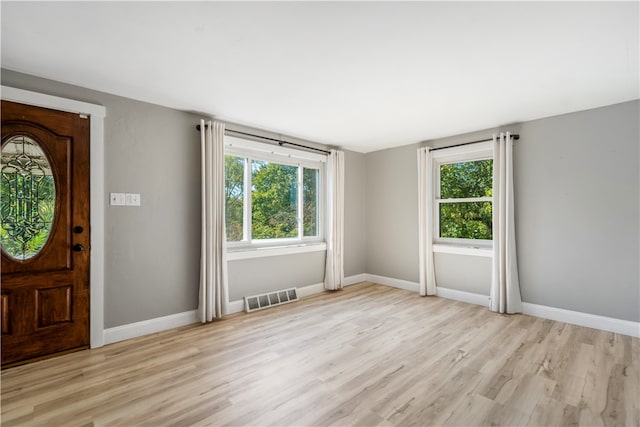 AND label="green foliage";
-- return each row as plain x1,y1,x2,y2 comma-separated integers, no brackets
224,156,320,241
440,159,492,199
251,160,298,239
440,202,492,240
439,160,492,240
224,156,244,241
303,168,318,236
